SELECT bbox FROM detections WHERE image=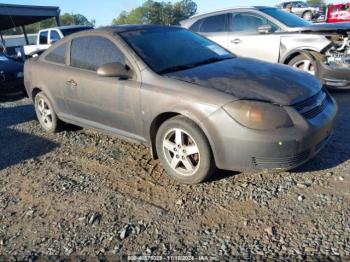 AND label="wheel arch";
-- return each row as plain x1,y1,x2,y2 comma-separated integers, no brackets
149,112,216,164
30,86,62,119
302,10,312,17
31,87,42,101
281,48,318,65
